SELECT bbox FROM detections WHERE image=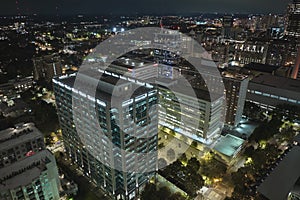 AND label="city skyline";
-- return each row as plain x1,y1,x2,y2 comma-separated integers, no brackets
1,0,290,15
0,0,299,199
